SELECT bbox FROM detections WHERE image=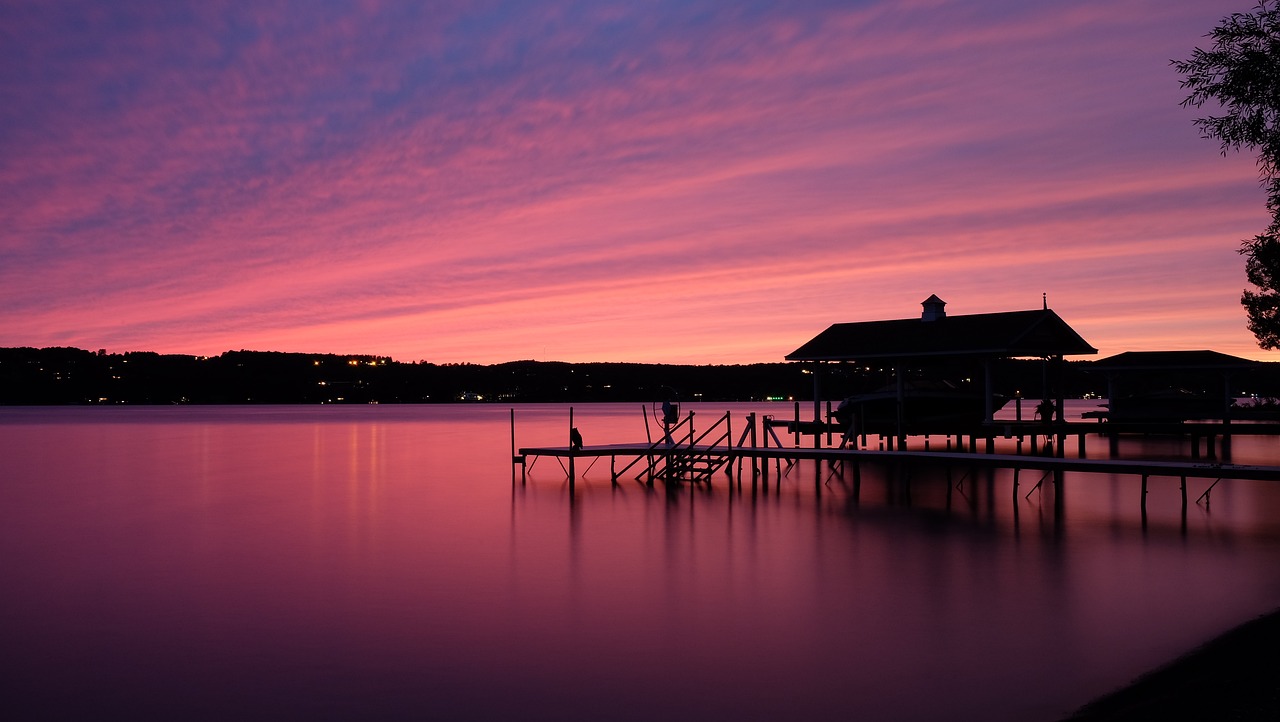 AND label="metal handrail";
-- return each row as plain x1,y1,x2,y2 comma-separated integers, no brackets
612,410,734,484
